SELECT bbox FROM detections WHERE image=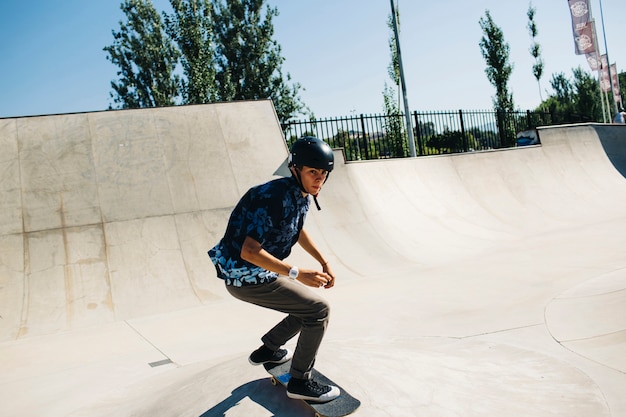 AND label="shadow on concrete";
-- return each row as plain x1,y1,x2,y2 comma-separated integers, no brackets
199,378,311,417
595,124,626,179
